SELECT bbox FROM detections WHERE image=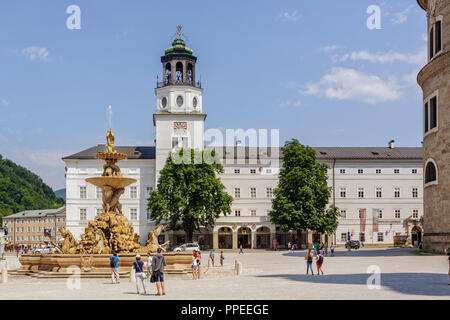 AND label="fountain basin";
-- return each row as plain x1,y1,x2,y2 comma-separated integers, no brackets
85,176,137,189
